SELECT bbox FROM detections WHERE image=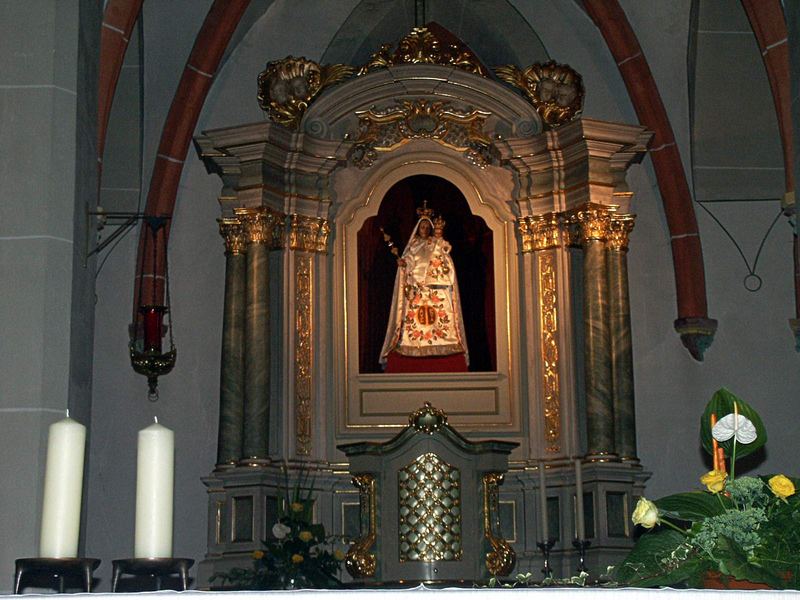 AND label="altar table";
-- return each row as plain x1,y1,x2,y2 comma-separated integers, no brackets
4,587,800,599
